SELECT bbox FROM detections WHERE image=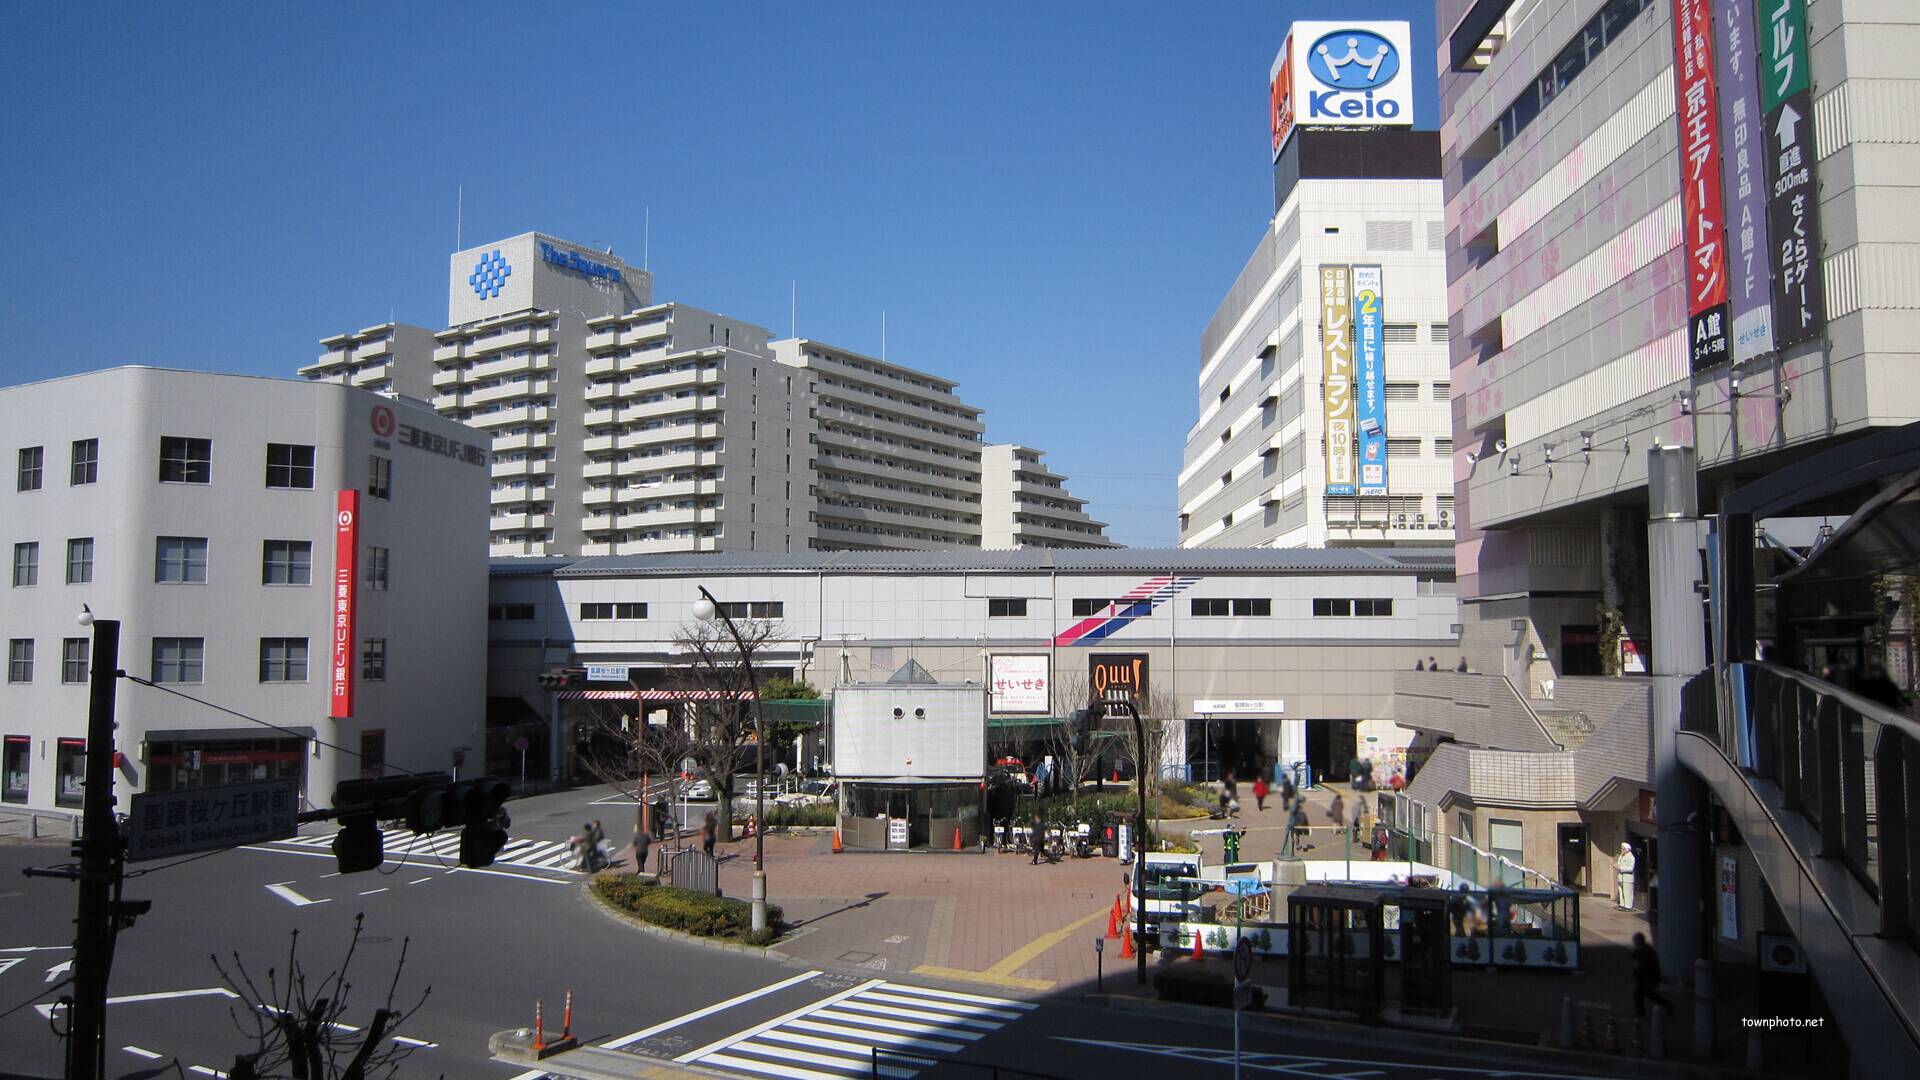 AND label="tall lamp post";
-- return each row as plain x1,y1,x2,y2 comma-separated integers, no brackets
692,586,768,934
70,605,121,1080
